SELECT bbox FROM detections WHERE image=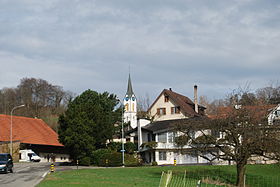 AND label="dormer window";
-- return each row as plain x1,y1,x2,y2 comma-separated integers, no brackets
171,106,180,114
164,95,169,102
